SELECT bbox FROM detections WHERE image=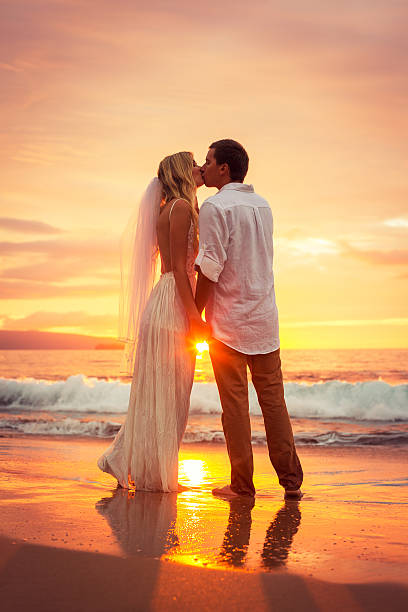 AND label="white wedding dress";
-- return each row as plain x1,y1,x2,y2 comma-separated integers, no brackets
98,213,196,492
